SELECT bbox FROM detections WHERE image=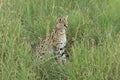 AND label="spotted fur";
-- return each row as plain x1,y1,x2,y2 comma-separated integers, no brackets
37,16,68,64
